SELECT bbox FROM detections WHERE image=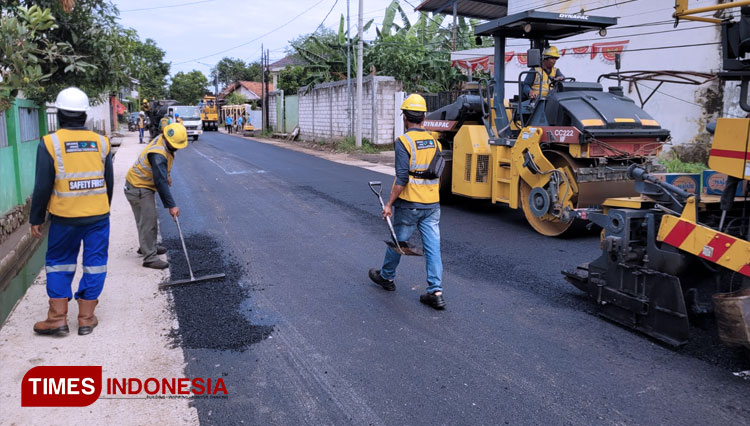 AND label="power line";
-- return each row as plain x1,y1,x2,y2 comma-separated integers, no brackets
173,0,330,65
120,0,215,12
